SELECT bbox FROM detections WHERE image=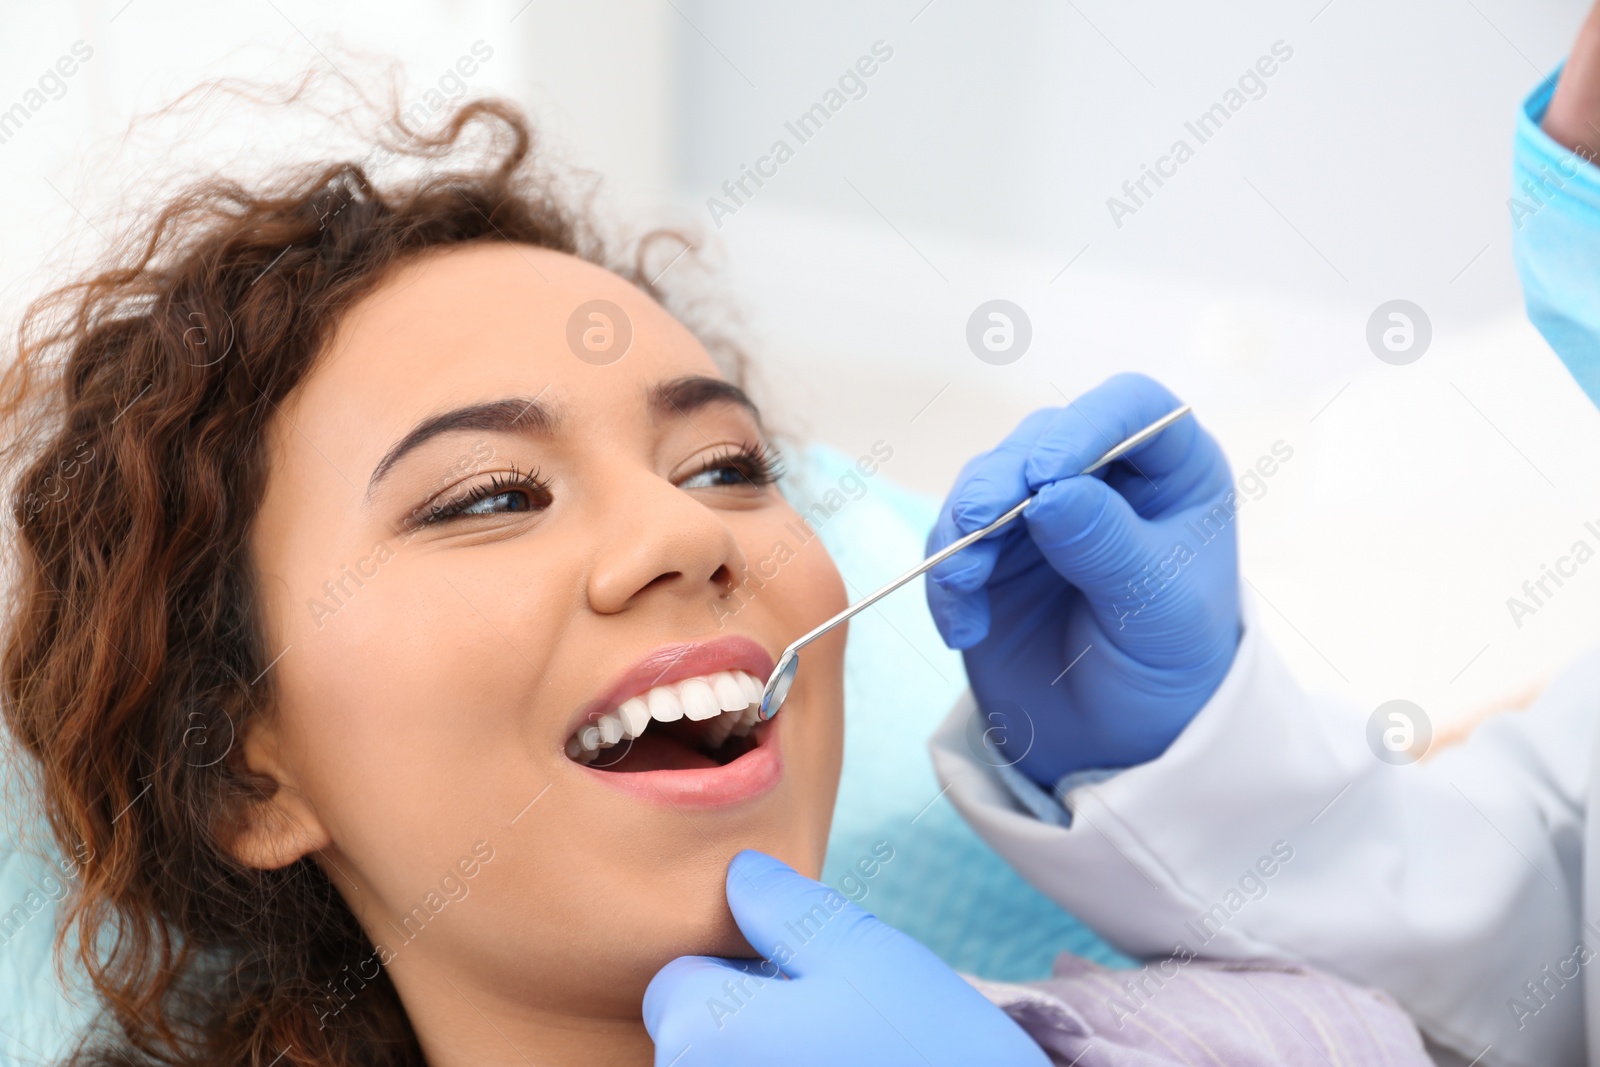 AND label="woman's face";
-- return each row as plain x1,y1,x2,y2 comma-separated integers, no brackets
242,243,847,1055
